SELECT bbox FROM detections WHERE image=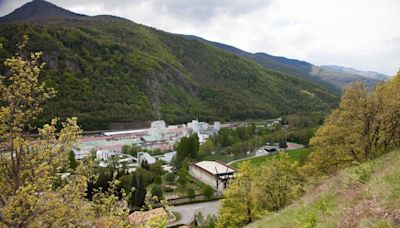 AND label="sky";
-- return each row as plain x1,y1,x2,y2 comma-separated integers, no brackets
1,0,399,75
